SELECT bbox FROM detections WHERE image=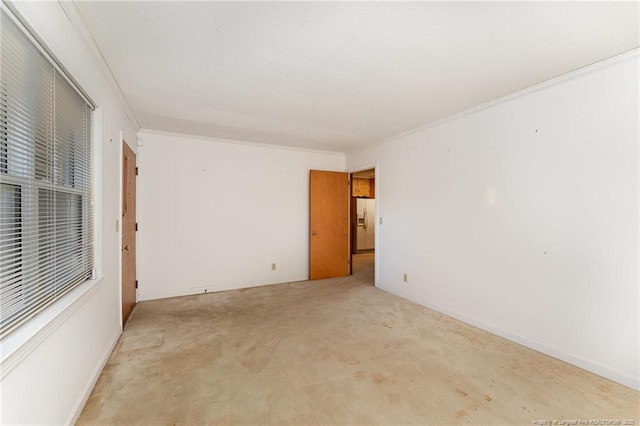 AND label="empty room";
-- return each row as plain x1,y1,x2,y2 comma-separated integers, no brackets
0,1,638,425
